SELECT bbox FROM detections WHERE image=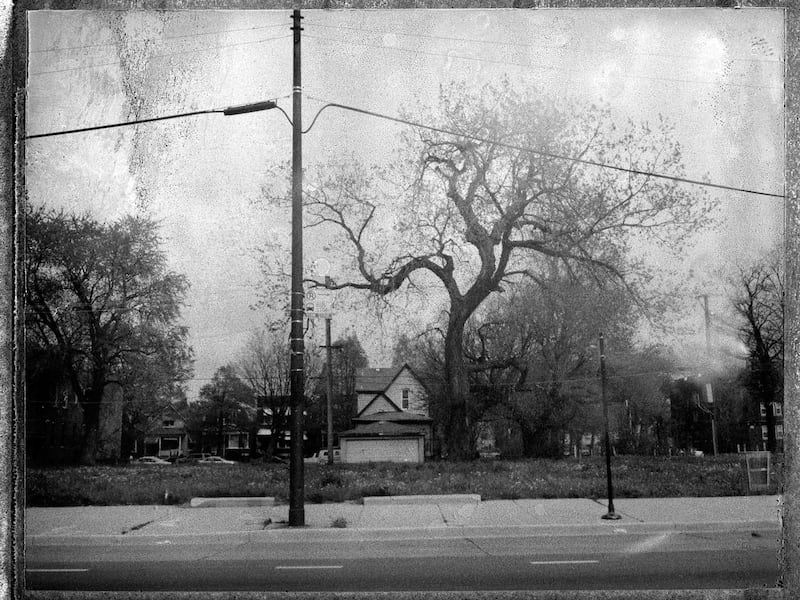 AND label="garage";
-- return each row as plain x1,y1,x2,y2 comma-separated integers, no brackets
339,422,425,464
